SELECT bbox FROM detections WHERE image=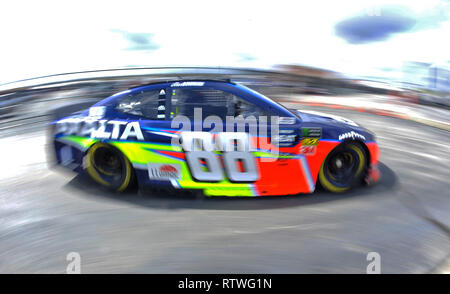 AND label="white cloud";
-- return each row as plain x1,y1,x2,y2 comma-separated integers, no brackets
0,0,448,83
